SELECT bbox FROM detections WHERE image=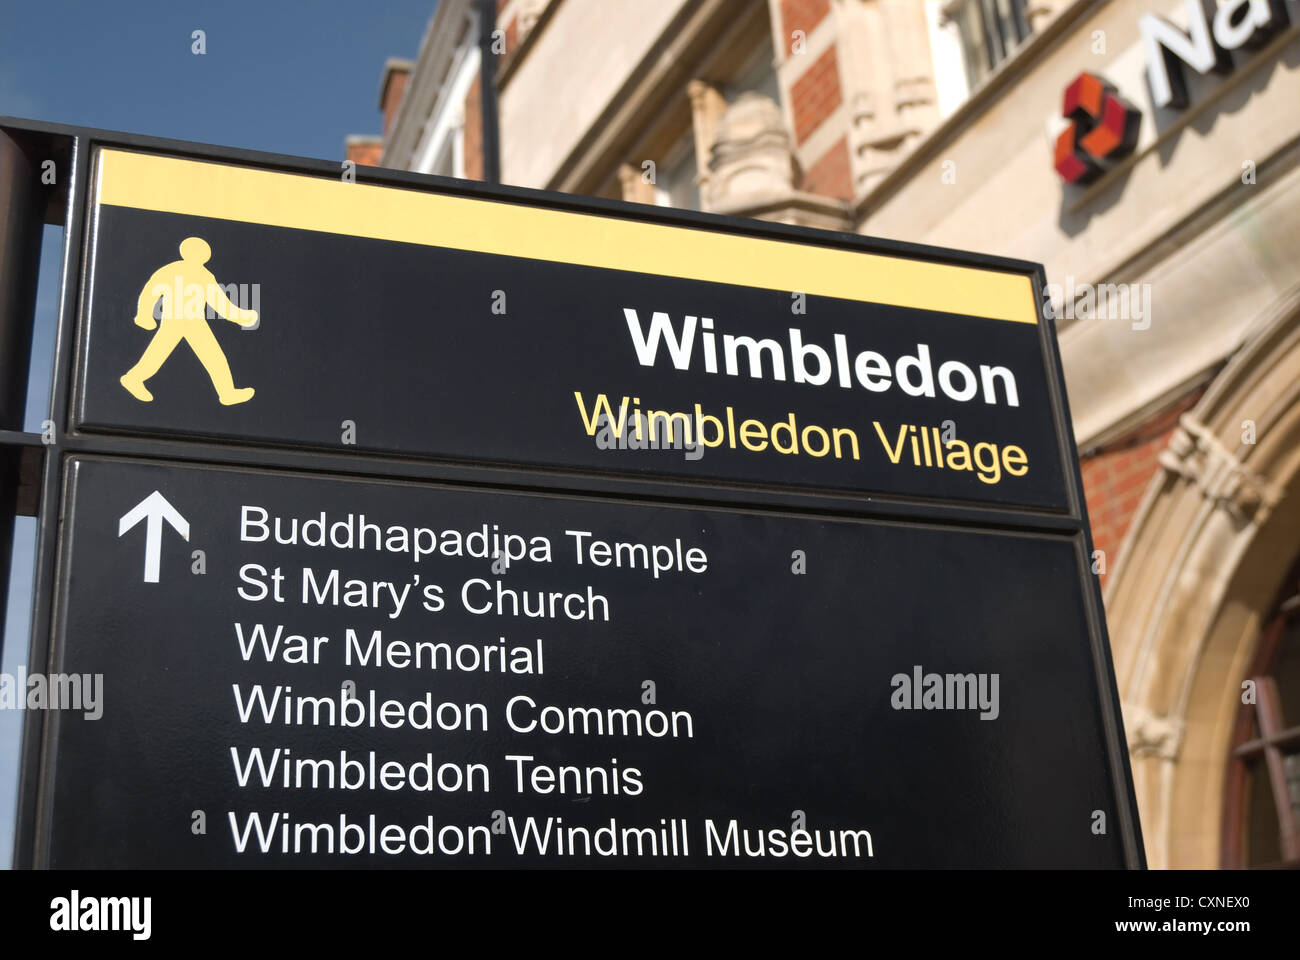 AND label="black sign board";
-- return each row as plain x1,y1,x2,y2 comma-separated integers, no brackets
48,456,1125,867
77,148,1065,510
4,119,1142,868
